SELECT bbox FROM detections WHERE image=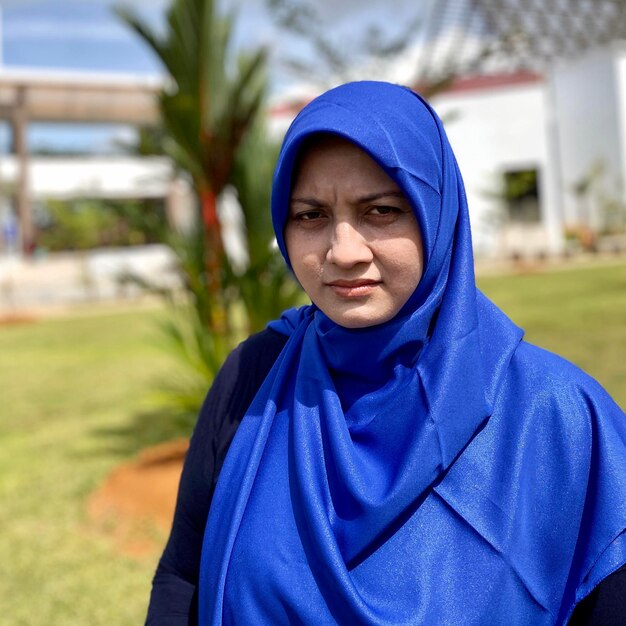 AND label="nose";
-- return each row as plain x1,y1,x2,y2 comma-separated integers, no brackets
327,221,373,267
